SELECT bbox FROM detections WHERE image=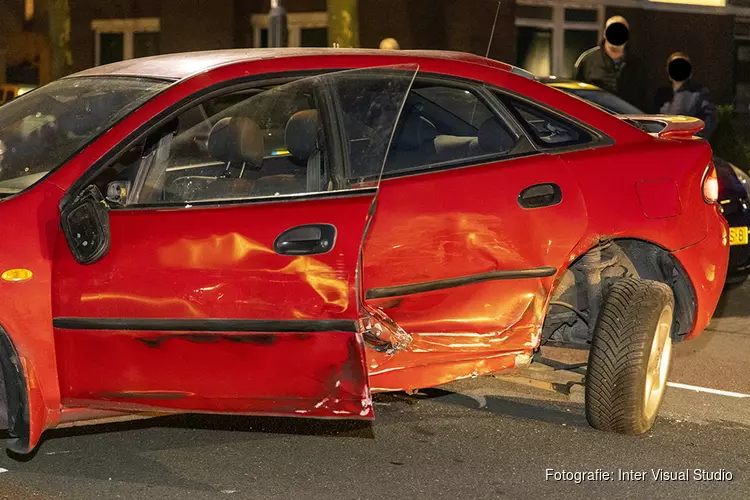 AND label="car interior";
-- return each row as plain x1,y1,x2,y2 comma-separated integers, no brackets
93,81,541,206
383,85,519,175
